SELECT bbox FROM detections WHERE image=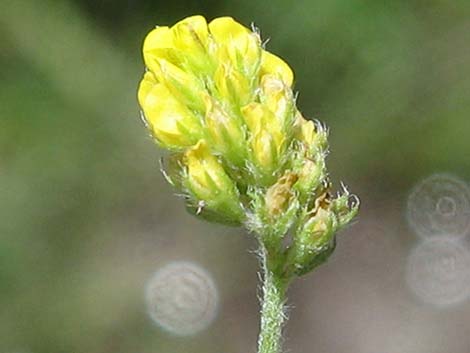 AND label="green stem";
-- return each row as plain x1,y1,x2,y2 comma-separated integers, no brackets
257,246,288,353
